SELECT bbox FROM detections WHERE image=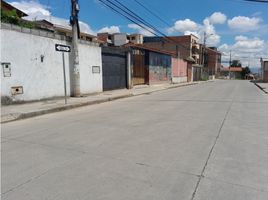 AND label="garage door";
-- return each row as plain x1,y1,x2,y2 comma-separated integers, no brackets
102,50,127,91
